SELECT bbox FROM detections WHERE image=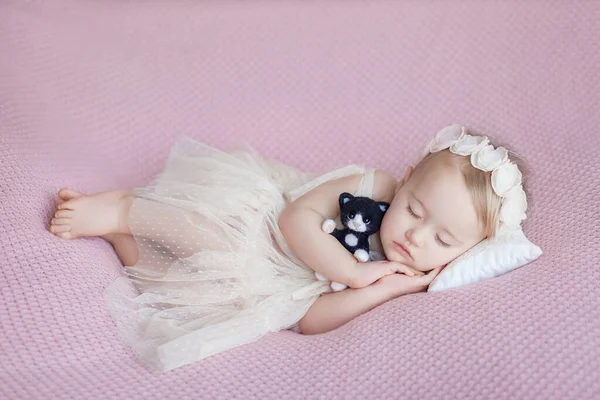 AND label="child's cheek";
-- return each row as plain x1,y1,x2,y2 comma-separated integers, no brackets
378,214,389,240
380,210,397,240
